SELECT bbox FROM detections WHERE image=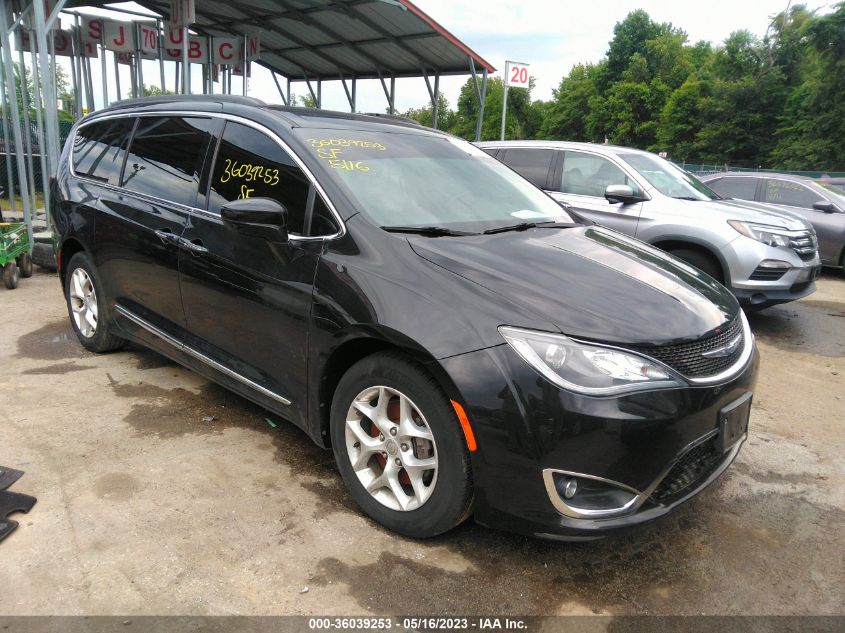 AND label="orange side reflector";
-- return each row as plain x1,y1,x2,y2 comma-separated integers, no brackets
451,400,477,452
